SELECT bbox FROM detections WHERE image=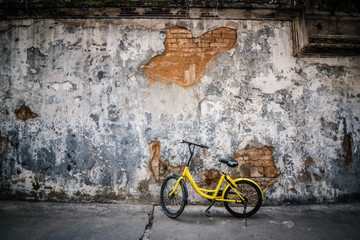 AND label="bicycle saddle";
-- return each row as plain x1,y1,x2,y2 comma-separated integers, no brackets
219,158,238,167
